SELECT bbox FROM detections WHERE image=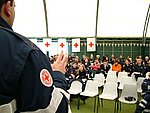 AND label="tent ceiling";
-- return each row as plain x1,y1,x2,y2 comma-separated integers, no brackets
13,0,150,37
